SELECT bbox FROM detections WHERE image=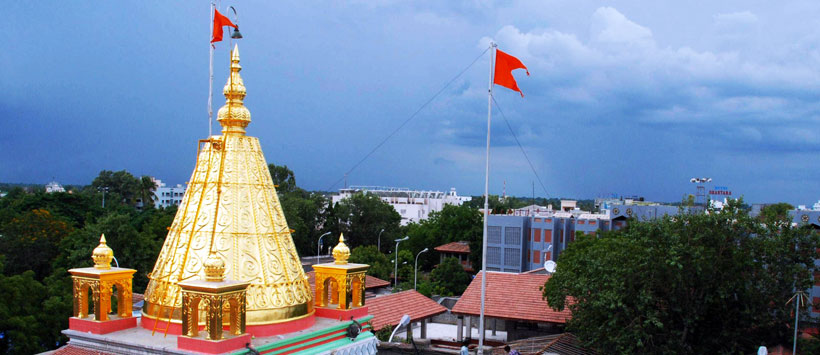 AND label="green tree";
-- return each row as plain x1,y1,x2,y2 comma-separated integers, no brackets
430,257,471,296
331,192,401,249
0,257,70,354
404,204,482,272
91,170,141,206
759,202,794,223
137,175,157,209
0,209,73,280
542,200,819,354
349,245,391,281
268,163,296,194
